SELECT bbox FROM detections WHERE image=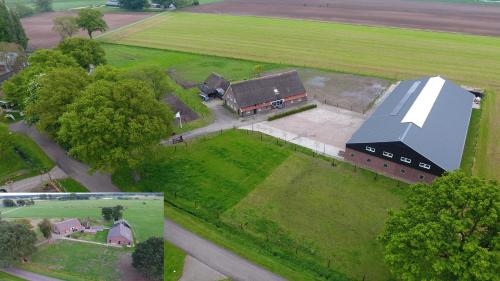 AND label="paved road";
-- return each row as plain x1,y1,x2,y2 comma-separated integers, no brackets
1,167,67,192
165,218,287,281
2,268,63,281
9,122,119,192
